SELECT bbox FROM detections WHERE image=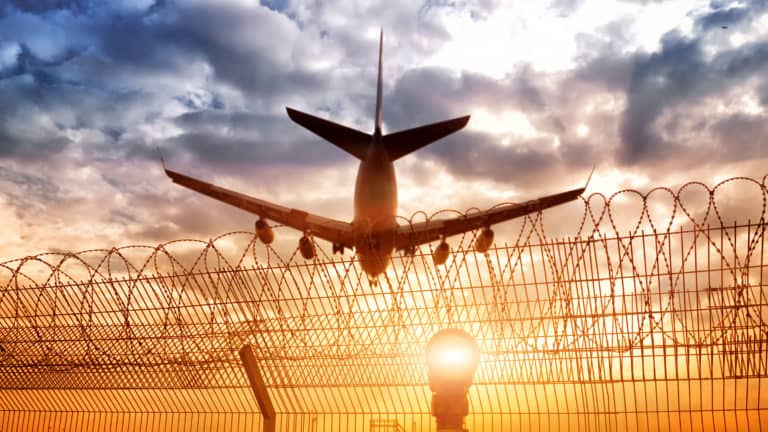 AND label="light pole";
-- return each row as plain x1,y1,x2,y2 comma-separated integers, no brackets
425,328,480,432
